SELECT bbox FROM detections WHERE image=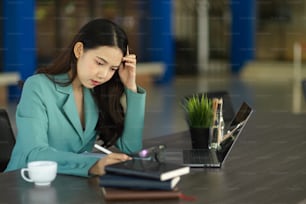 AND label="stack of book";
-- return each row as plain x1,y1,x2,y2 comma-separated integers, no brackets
100,159,190,201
